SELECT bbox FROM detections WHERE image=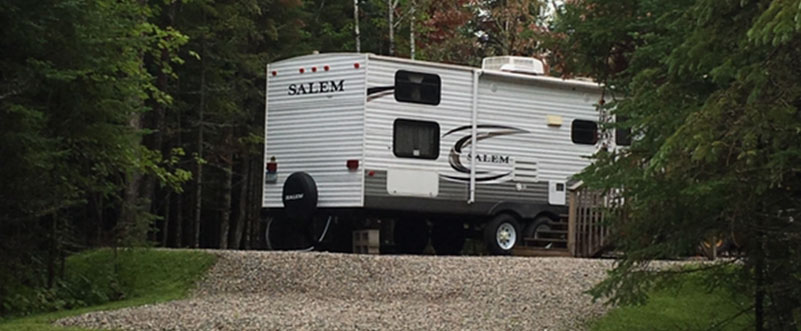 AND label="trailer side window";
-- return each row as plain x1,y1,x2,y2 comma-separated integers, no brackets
395,70,441,105
571,120,598,145
393,119,439,159
615,115,631,146
615,127,631,146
